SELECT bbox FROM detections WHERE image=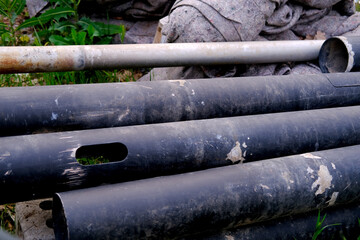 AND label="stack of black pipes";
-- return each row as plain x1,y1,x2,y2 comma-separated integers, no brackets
1,71,360,239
